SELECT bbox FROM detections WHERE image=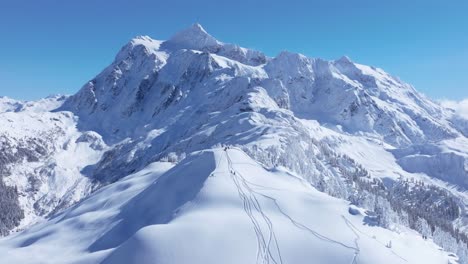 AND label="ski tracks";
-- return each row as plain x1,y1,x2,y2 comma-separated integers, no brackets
342,215,408,263
342,216,361,264
225,150,283,264
225,148,361,264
